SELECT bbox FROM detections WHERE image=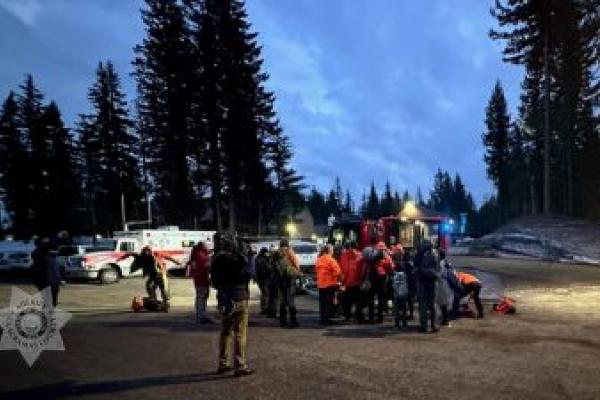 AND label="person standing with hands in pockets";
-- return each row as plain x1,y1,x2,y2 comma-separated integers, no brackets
187,242,212,323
